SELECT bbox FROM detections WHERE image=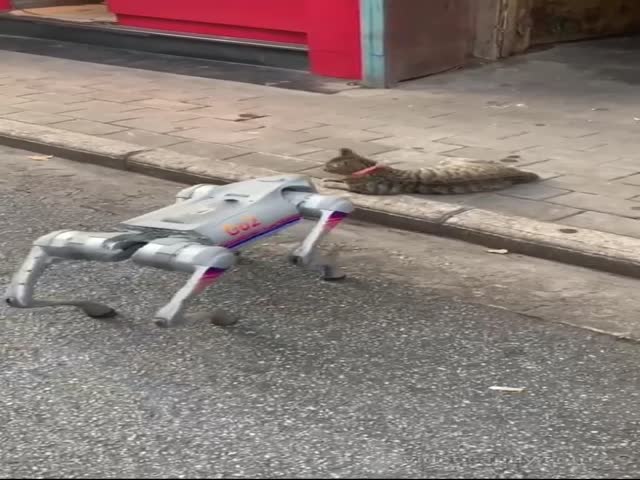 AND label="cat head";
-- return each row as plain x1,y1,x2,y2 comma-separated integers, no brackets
324,148,377,175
